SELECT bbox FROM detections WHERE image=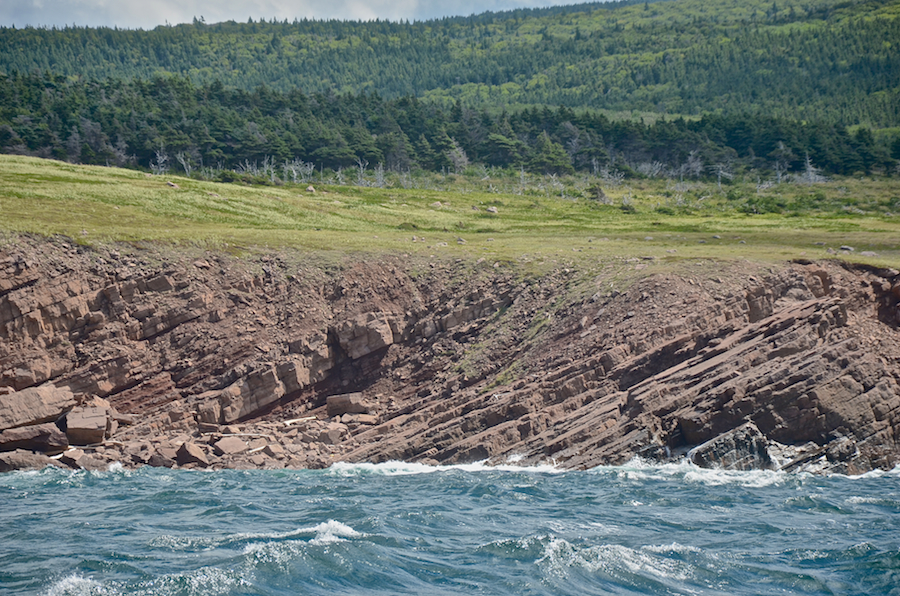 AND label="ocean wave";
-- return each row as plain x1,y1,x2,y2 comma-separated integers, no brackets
40,568,249,596
844,495,900,509
41,574,109,596
536,538,698,583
